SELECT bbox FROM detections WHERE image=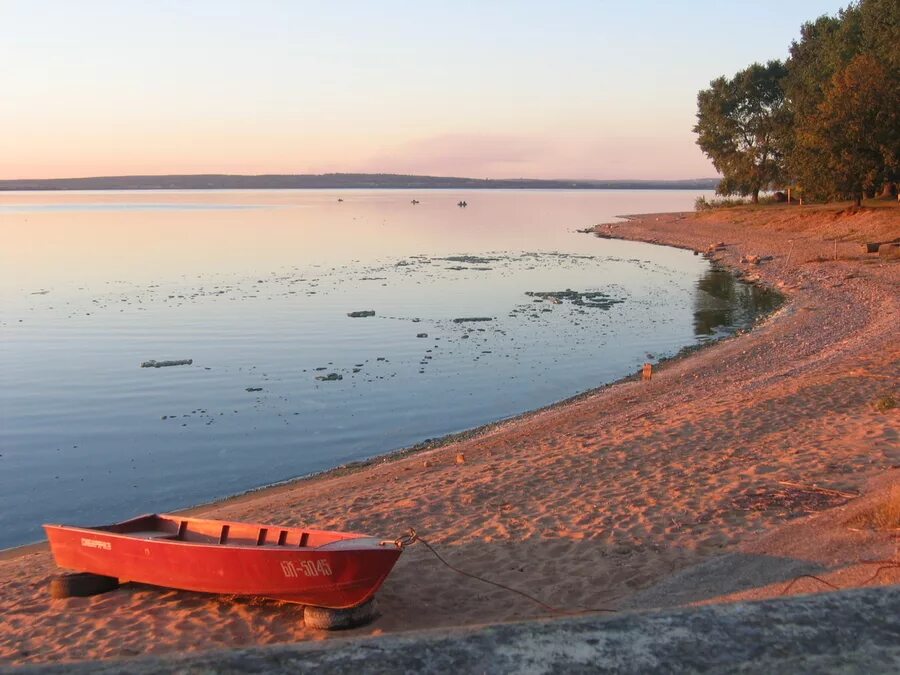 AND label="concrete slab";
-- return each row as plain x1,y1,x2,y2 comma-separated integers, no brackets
8,585,900,674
